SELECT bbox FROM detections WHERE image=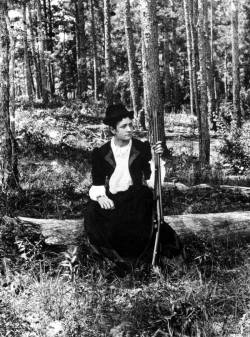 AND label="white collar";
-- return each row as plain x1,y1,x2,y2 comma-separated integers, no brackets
111,137,132,156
